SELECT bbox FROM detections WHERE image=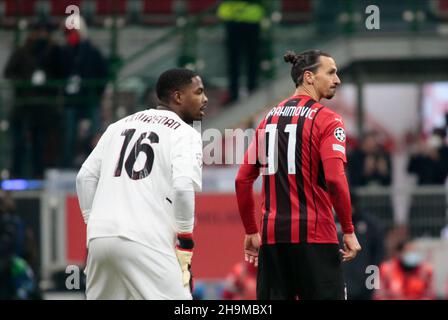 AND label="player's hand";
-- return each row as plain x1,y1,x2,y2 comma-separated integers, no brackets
244,233,261,267
340,233,362,262
175,233,194,291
